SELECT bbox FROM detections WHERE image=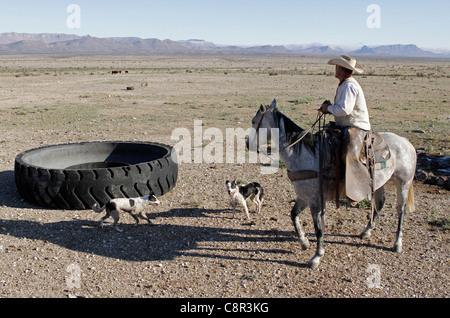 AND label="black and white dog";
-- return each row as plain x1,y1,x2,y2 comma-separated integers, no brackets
225,180,264,219
92,195,161,232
